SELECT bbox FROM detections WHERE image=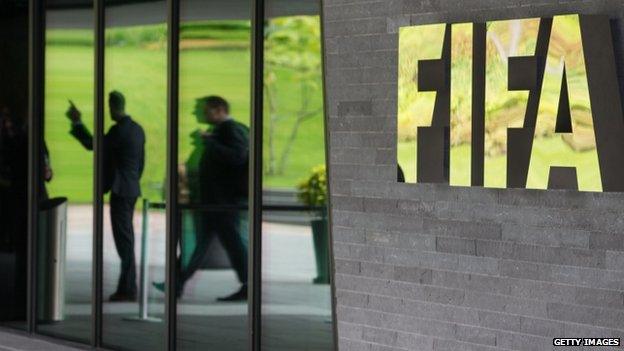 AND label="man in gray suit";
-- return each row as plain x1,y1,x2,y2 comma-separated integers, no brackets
67,91,145,302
